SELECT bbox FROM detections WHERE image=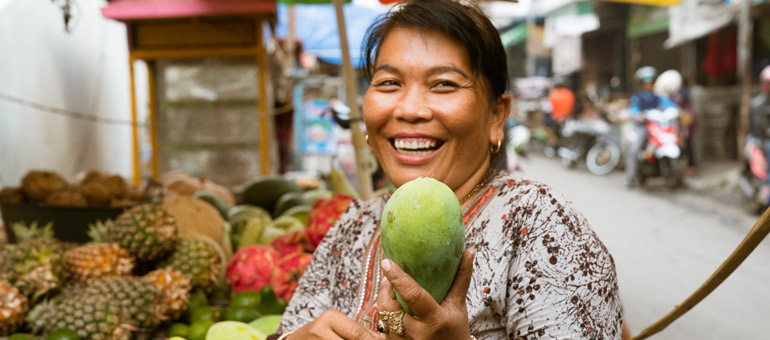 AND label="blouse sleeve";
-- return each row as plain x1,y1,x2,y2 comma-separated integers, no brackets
503,183,622,339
